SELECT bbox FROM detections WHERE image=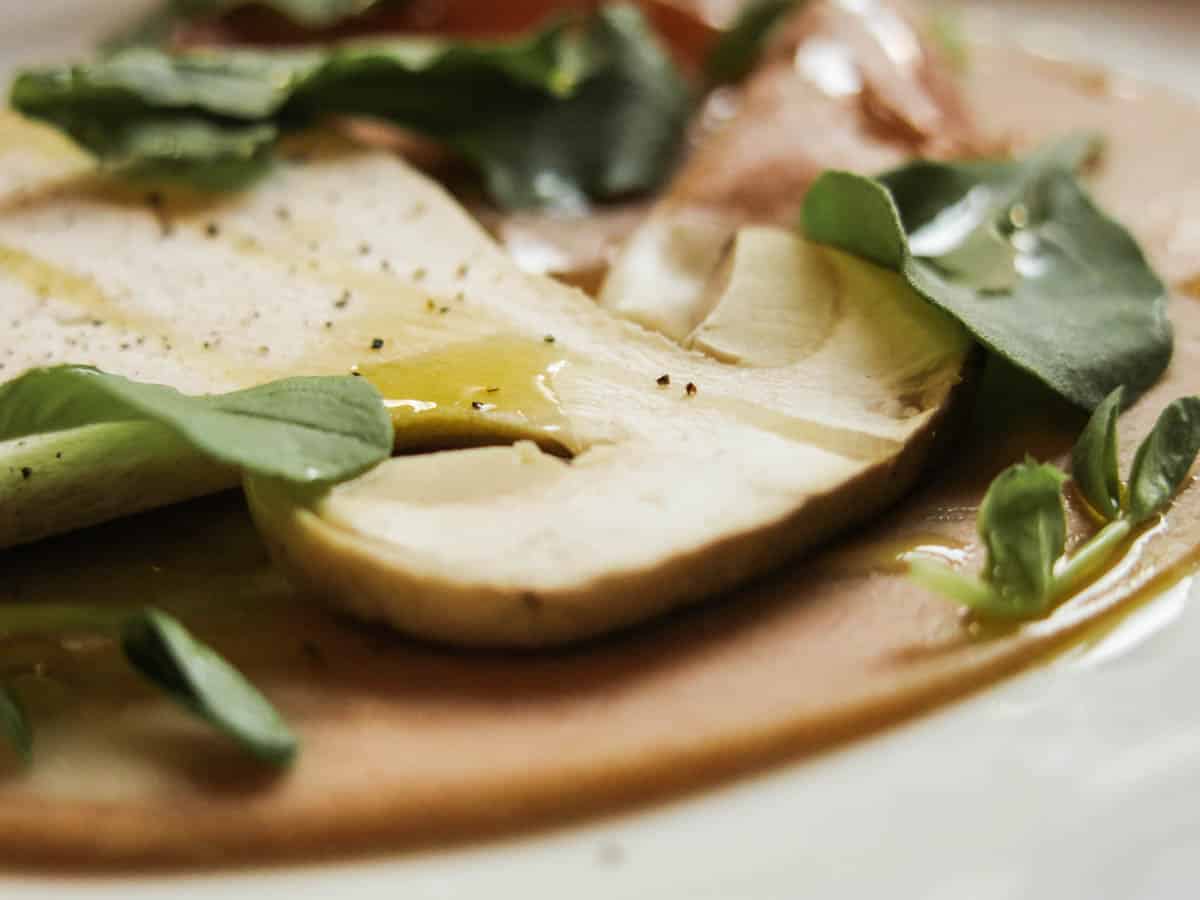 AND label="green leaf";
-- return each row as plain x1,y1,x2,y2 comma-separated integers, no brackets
15,5,691,210
452,6,690,209
0,366,392,485
106,0,388,50
1071,386,1124,521
1127,396,1200,523
802,137,1172,410
977,459,1068,616
174,0,383,27
122,608,297,765
0,687,32,764
705,0,802,85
